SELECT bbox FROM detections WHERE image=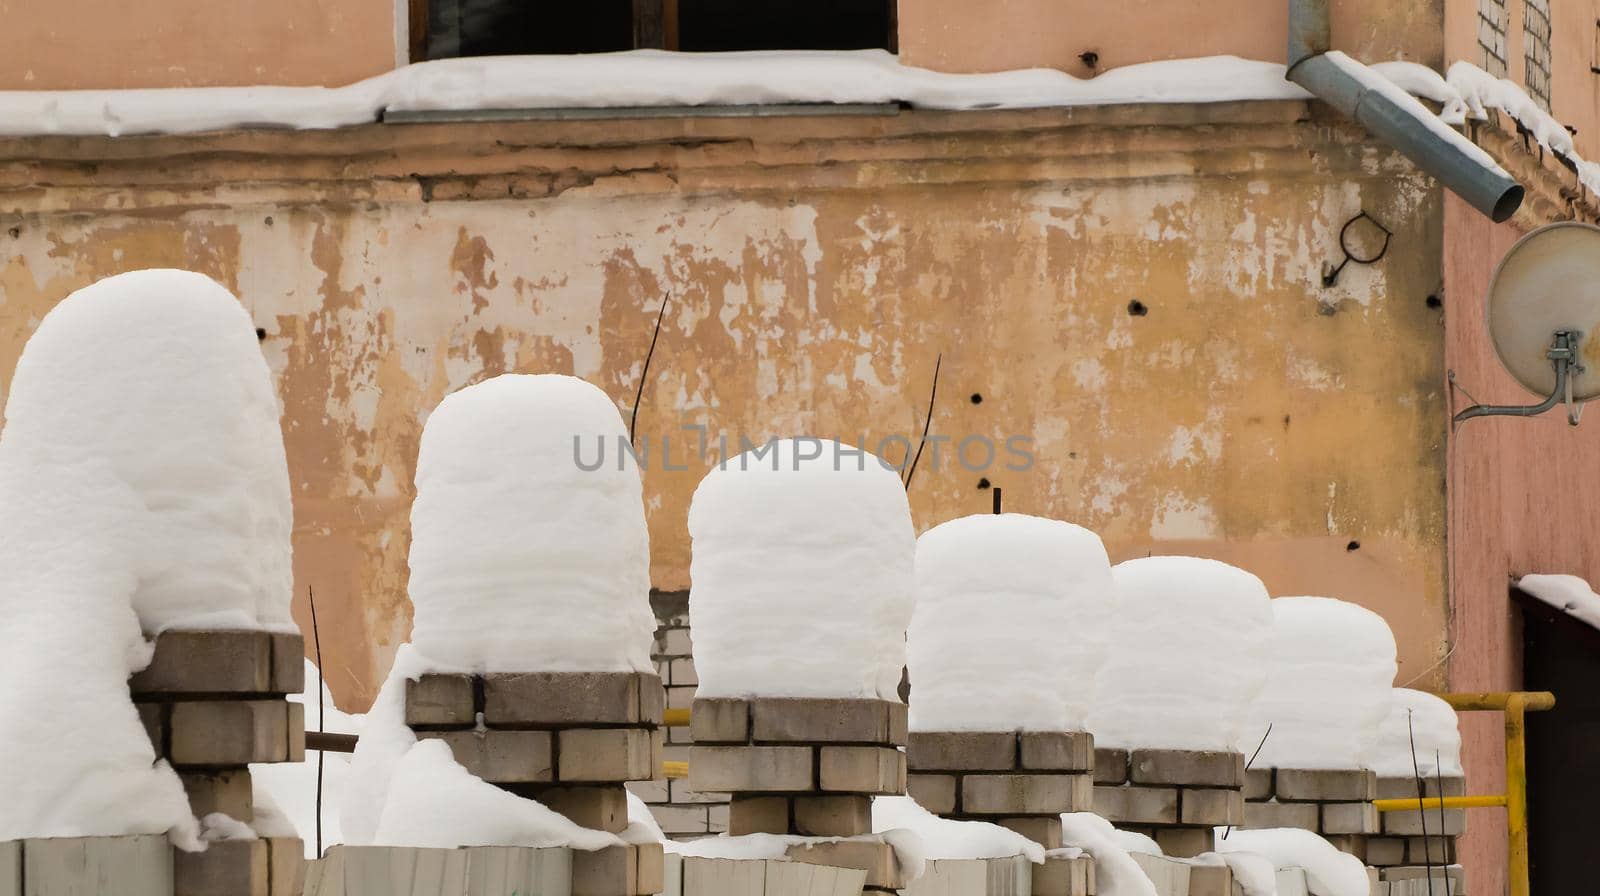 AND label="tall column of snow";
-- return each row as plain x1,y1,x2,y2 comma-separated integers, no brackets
1367,688,1462,779
687,438,915,700
908,513,1114,732
1087,557,1273,752
0,269,293,632
1243,596,1397,770
346,374,656,847
407,374,654,673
